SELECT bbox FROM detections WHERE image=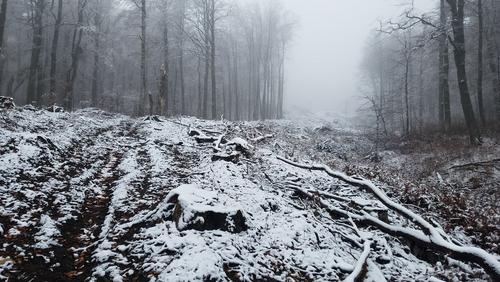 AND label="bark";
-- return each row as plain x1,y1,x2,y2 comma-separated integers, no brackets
477,0,486,125
49,0,62,103
404,42,411,136
27,0,45,105
178,0,186,114
277,41,285,119
36,34,48,104
418,51,425,132
0,0,8,94
210,0,216,119
202,2,209,119
159,25,169,116
197,56,202,117
91,0,102,107
140,0,147,116
63,0,85,111
254,34,262,120
226,53,232,120
446,0,481,144
233,42,240,121
439,0,451,131
485,20,500,121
